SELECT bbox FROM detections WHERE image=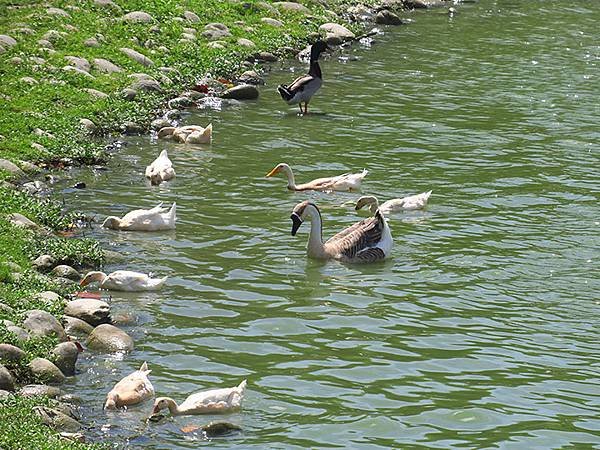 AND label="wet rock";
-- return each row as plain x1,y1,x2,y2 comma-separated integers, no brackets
202,421,242,437
84,88,108,98
51,342,79,376
7,212,39,230
0,344,26,363
130,78,162,93
123,11,153,23
237,38,255,48
32,255,56,272
261,17,283,27
62,66,95,79
34,406,81,432
273,2,310,14
47,7,70,17
63,316,94,337
0,364,15,391
50,265,80,281
120,47,154,67
375,9,404,25
183,11,200,22
222,84,259,100
93,58,123,74
23,310,68,342
238,70,264,85
29,358,66,385
19,384,63,397
64,299,111,327
0,159,25,177
79,118,97,134
151,119,172,130
121,88,137,100
86,324,134,353
64,56,91,72
168,96,195,109
0,35,17,48
319,23,355,45
60,432,85,443
6,325,29,342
